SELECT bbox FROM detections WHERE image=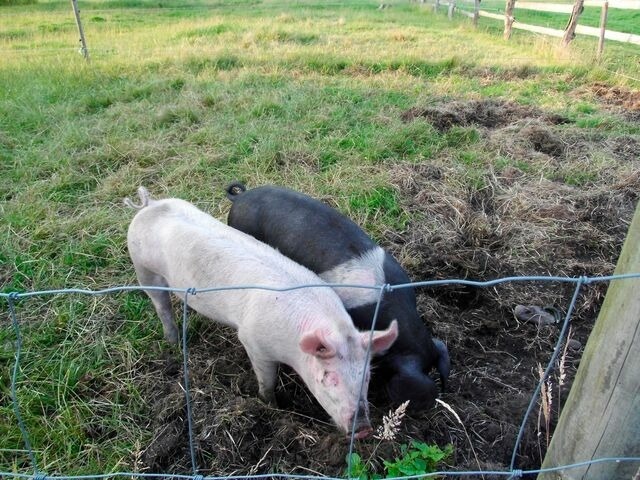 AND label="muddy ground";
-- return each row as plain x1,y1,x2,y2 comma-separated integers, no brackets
137,85,640,478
